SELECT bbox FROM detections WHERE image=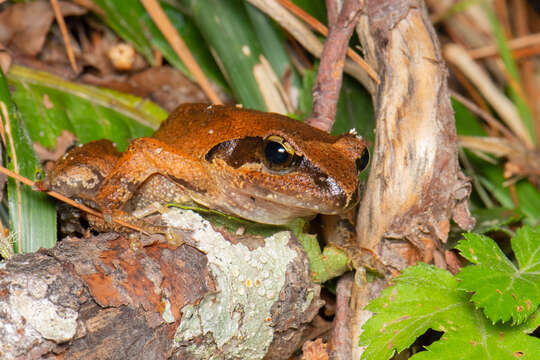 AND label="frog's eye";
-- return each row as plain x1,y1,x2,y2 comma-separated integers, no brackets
356,147,370,172
262,135,297,171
